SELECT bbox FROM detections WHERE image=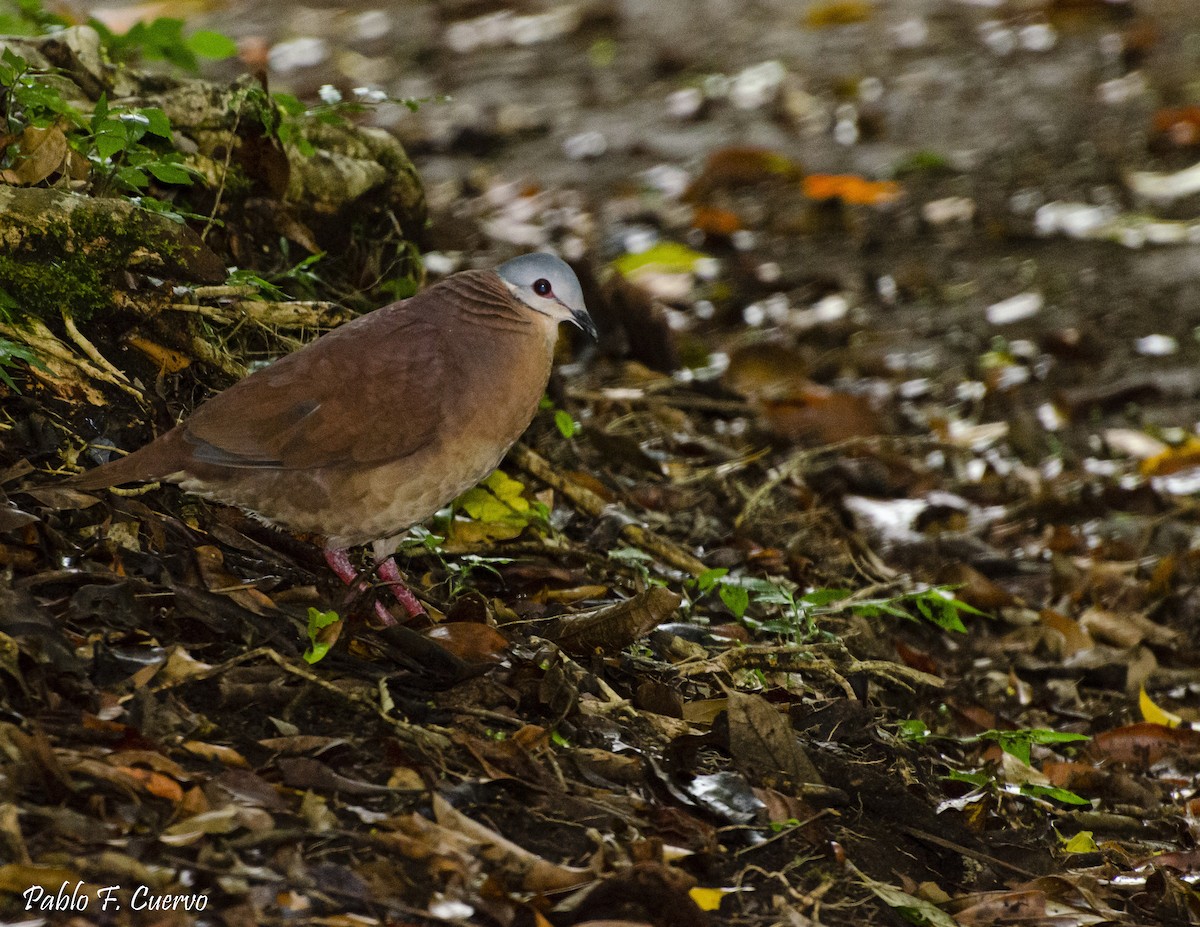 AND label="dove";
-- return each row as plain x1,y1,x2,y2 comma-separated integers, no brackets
72,253,596,622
